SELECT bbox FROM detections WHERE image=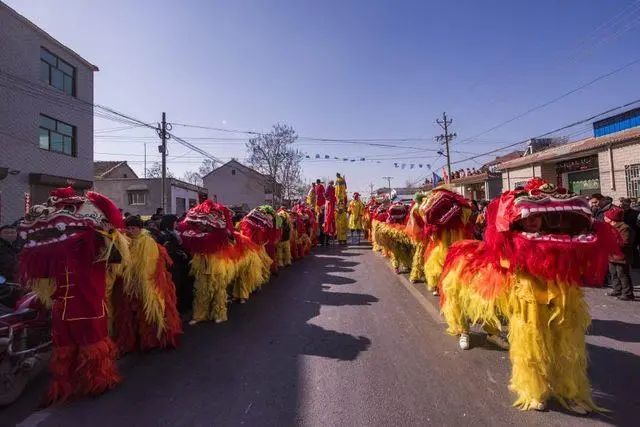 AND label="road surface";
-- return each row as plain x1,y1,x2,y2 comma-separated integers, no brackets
3,244,639,426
